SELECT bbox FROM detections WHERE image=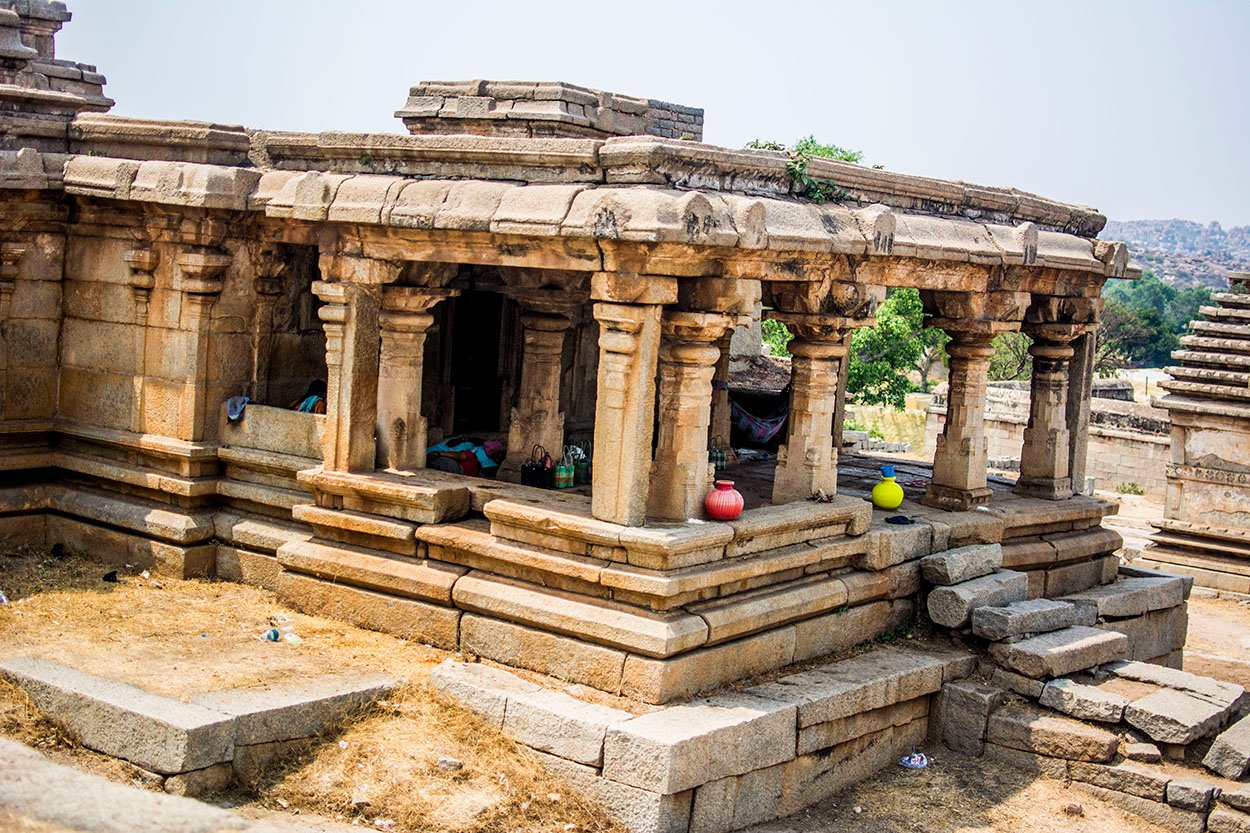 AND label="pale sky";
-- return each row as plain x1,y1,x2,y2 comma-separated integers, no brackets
59,1,1250,227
